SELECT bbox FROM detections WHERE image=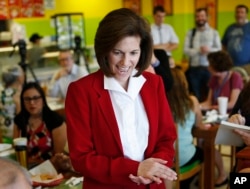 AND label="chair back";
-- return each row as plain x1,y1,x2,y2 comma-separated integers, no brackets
231,66,249,85
236,146,250,172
